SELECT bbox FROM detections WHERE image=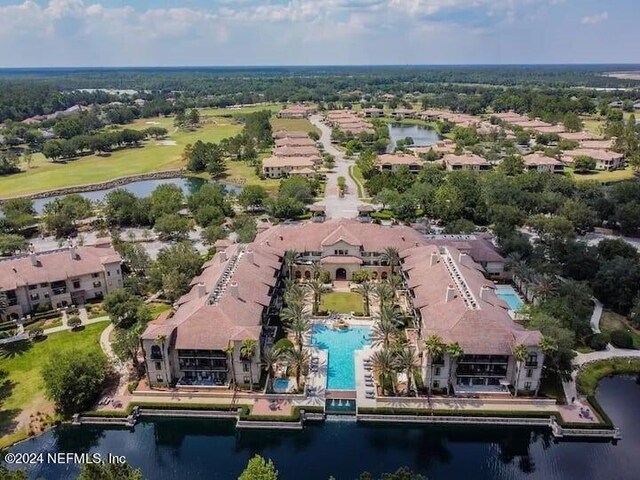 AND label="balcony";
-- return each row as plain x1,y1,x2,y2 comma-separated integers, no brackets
525,361,538,368
52,287,68,295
